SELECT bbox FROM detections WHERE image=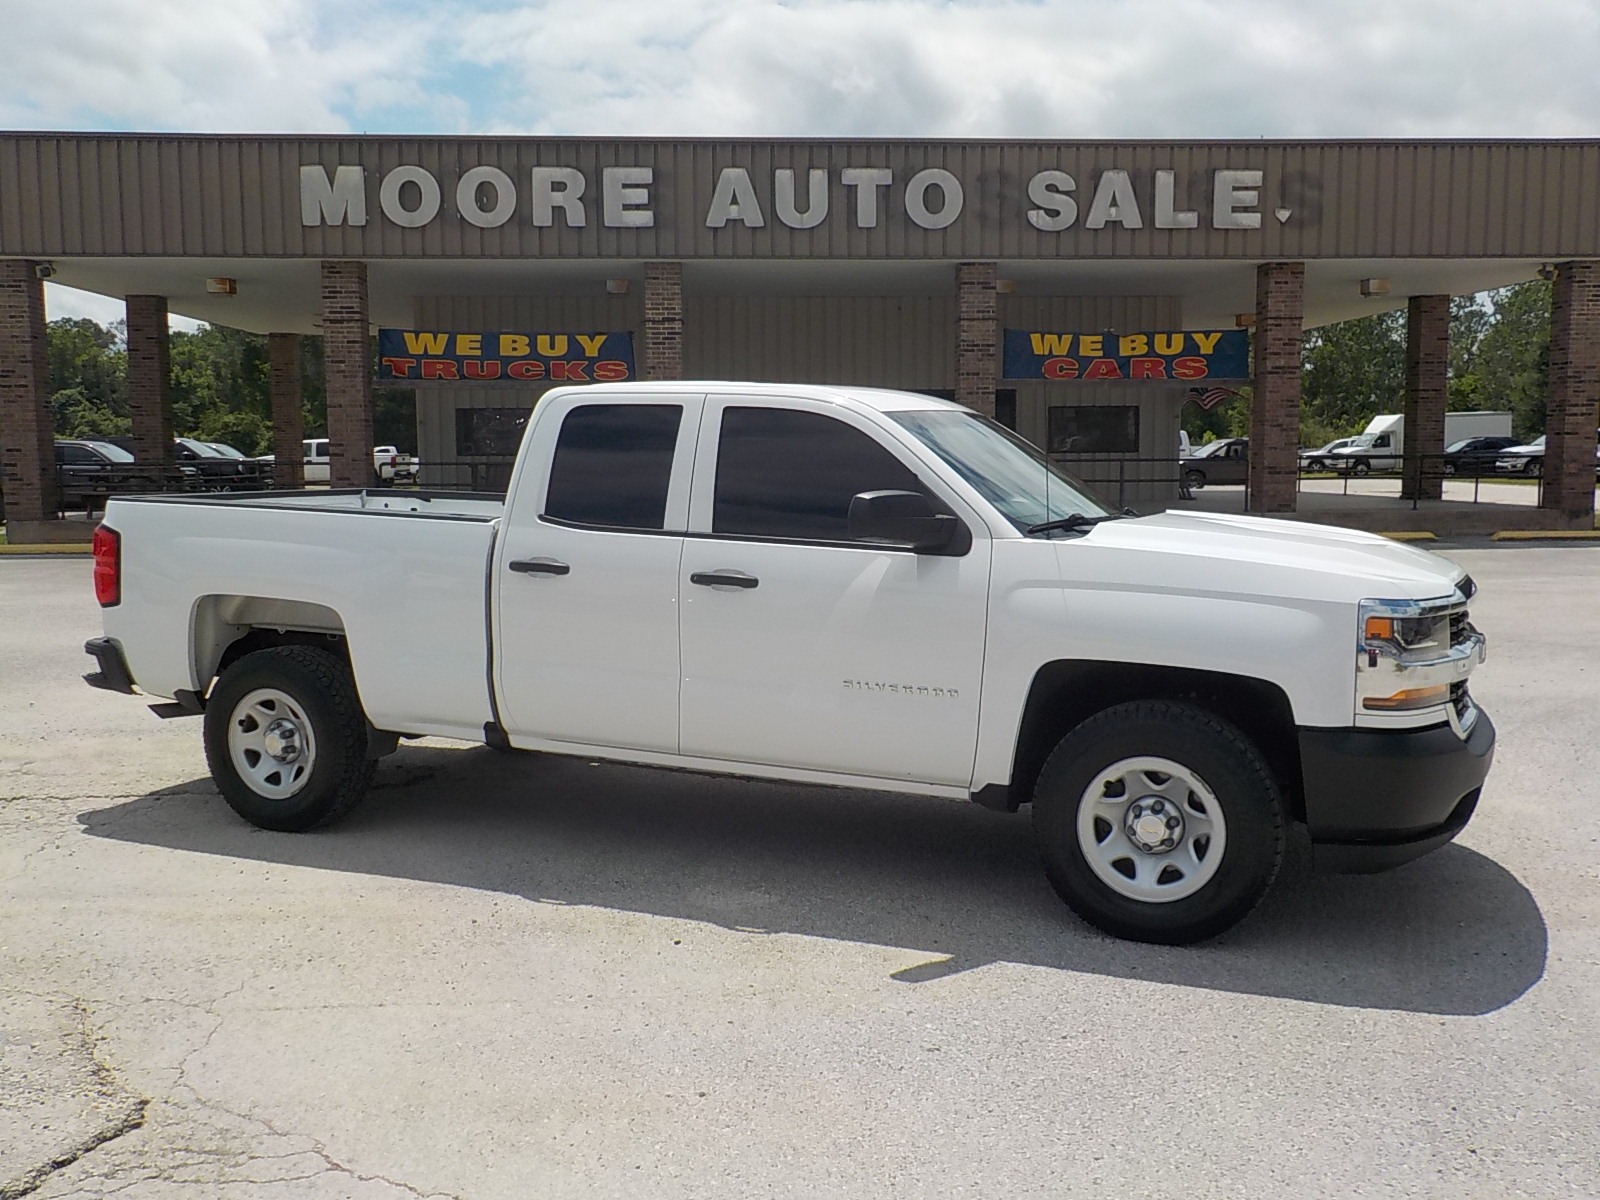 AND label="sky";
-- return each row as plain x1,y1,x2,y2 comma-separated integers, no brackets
14,0,1600,325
